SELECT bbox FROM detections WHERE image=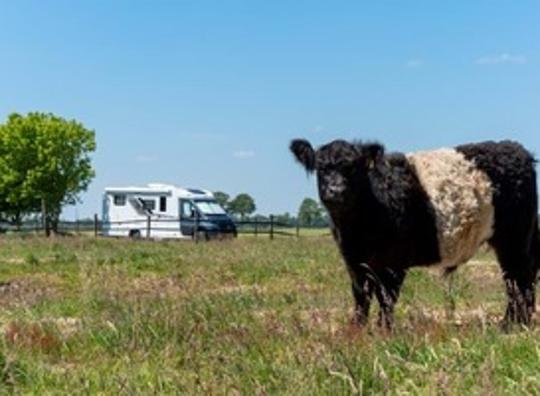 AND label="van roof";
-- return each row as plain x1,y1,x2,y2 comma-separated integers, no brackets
104,183,213,198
